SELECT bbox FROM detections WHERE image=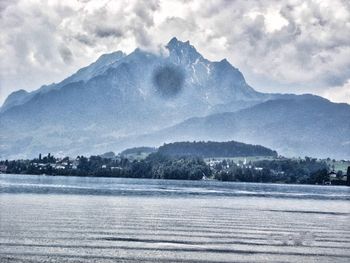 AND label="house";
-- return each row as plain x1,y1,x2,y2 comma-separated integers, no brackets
51,164,66,169
328,171,337,179
71,159,80,169
326,171,347,185
0,164,7,173
205,159,221,167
